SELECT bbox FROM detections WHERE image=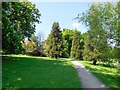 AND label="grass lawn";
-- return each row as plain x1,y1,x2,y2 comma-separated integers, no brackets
79,60,119,89
2,55,81,88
